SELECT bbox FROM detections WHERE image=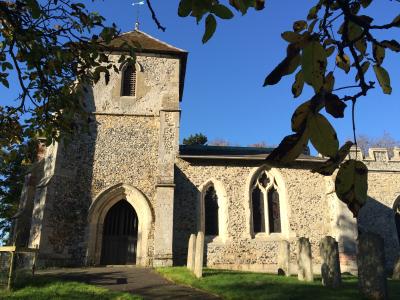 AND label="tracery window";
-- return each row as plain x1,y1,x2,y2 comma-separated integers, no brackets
204,185,219,236
251,170,282,235
121,64,136,96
